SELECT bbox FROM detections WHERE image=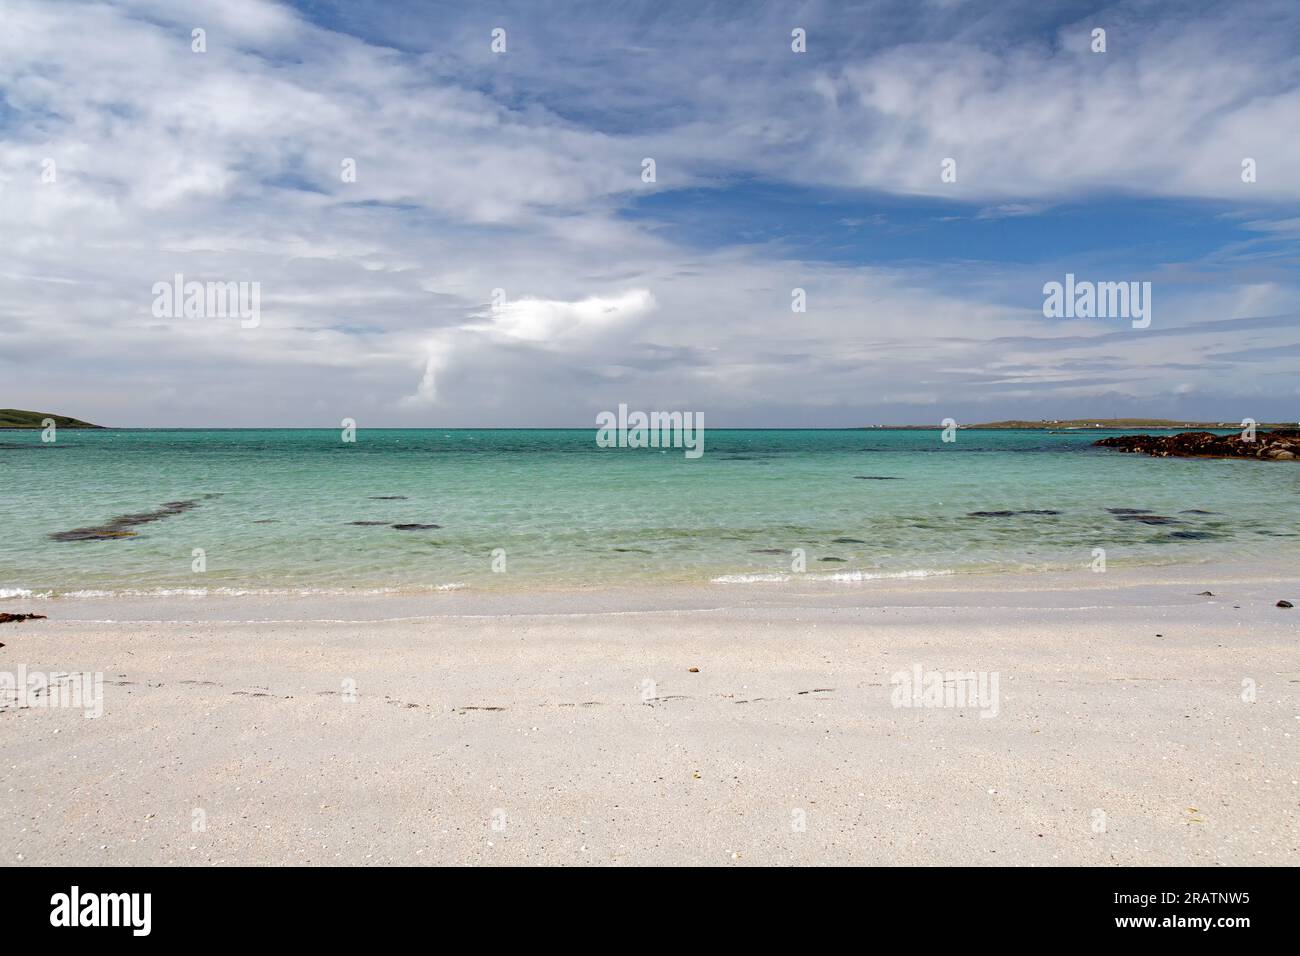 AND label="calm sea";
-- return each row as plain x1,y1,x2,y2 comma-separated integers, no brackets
2,428,1296,596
